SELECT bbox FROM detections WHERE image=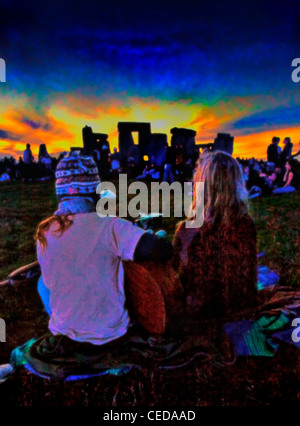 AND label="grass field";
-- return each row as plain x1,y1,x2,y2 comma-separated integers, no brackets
0,180,299,406
1,180,299,285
